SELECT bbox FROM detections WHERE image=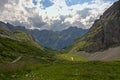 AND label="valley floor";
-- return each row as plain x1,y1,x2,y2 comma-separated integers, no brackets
0,61,120,80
